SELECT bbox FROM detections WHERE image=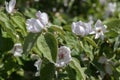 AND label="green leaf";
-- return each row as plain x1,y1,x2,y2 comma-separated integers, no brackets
84,37,98,48
0,27,14,52
23,33,40,54
48,25,64,34
10,15,27,36
40,63,55,80
0,13,16,39
69,58,86,80
114,35,120,52
37,32,58,63
0,37,14,52
104,19,120,34
63,24,72,32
